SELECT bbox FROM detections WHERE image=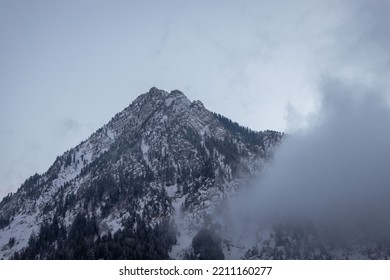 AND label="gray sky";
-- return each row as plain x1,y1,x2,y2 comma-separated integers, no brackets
1,0,389,199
